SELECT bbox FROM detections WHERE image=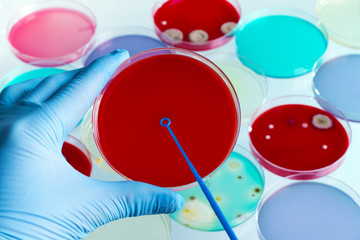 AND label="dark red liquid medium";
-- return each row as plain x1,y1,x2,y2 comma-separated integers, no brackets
95,54,239,188
62,142,92,177
250,105,349,175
